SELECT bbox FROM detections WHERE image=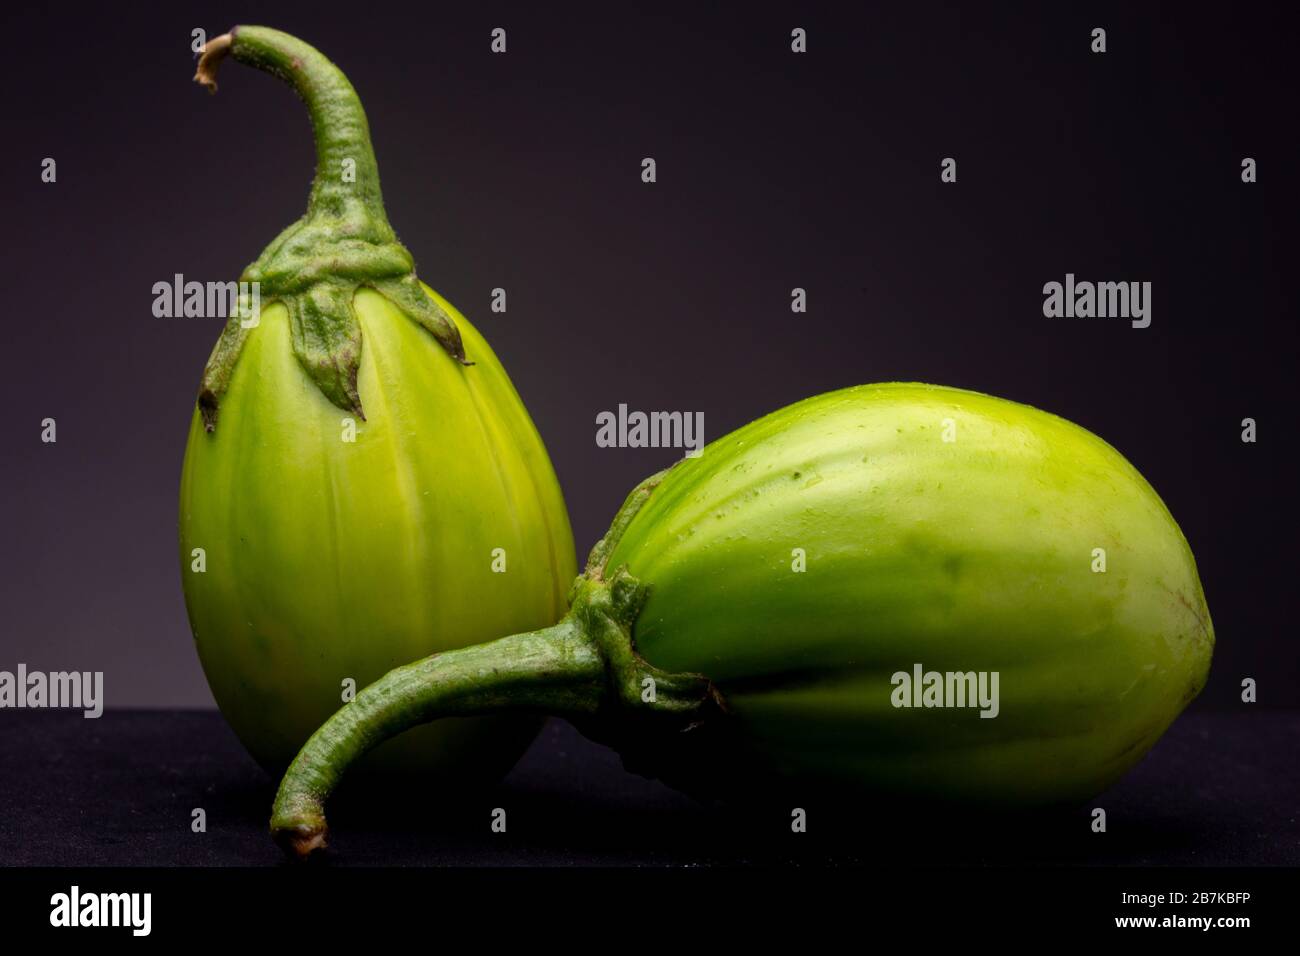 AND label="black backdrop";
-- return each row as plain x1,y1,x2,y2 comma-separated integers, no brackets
2,1,1294,711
